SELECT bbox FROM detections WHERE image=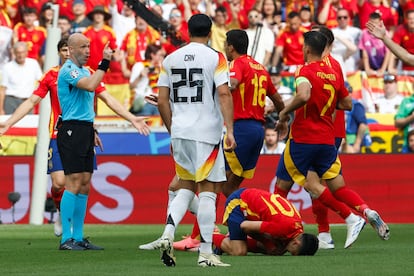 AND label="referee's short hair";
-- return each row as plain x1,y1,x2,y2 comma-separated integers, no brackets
188,14,212,38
